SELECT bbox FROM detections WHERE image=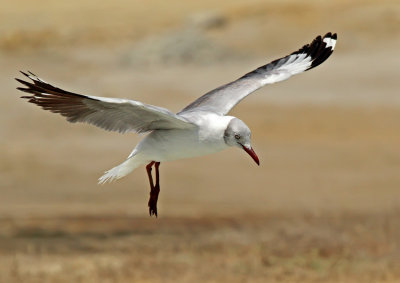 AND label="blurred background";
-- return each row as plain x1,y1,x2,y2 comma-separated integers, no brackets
1,0,400,282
